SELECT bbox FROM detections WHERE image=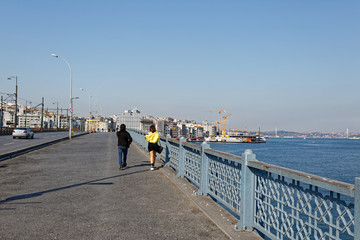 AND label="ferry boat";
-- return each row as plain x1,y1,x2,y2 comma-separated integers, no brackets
204,136,244,143
243,135,267,143
204,135,266,143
